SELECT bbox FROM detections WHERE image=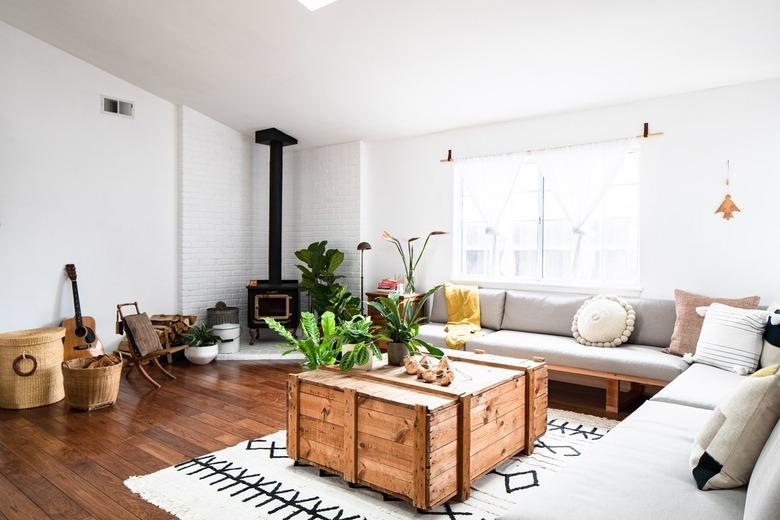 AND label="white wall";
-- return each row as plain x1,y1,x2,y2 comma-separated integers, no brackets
179,106,253,324
364,78,780,303
0,21,178,348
